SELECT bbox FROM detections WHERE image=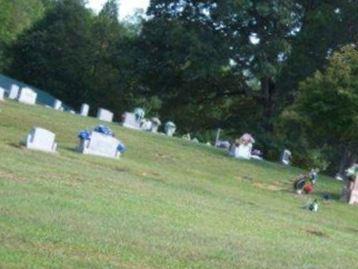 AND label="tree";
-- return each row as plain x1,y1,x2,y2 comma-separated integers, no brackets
276,0,358,108
278,45,358,172
0,0,49,71
8,0,94,108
